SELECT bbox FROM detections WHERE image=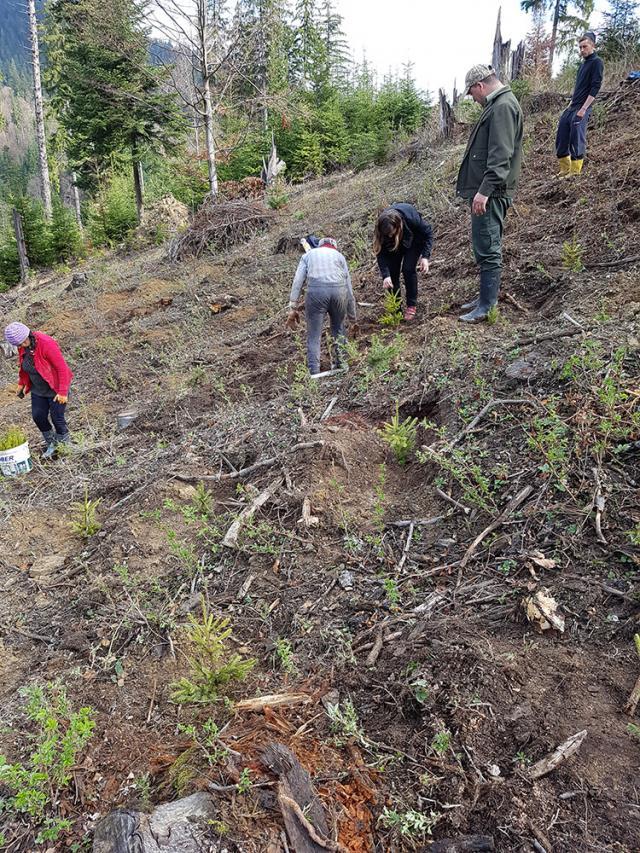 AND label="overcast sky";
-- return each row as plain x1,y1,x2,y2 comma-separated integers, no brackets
336,0,609,97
